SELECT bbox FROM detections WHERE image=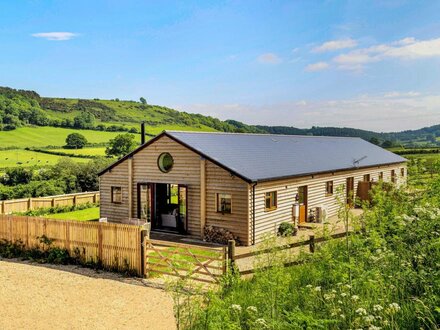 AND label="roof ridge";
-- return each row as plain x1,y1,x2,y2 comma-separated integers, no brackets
164,130,361,140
